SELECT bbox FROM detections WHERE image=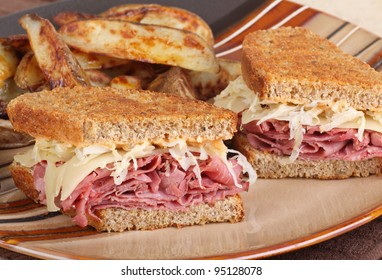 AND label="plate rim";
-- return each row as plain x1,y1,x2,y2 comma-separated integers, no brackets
2,0,382,260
